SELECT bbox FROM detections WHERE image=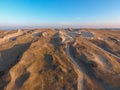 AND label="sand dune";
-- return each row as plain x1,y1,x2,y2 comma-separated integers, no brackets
0,28,120,90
